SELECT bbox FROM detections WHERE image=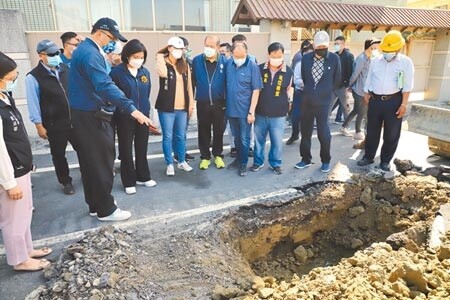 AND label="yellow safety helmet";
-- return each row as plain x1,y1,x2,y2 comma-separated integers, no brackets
380,30,405,52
